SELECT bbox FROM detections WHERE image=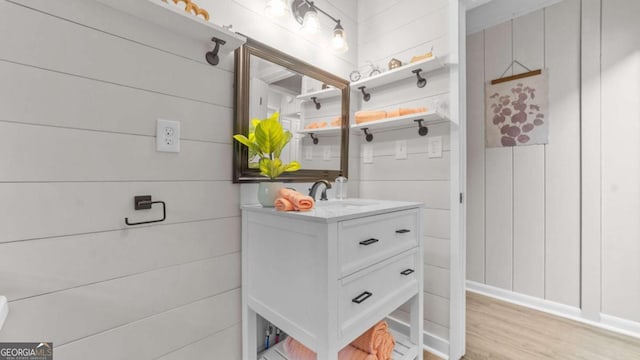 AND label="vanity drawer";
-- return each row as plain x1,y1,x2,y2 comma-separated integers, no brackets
338,250,419,335
338,209,419,277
